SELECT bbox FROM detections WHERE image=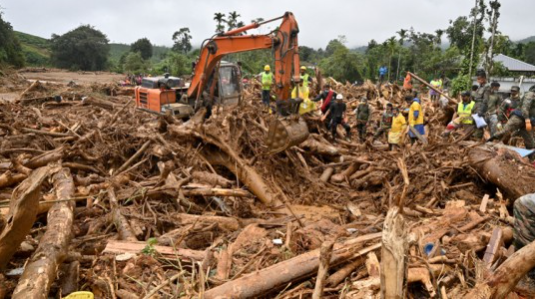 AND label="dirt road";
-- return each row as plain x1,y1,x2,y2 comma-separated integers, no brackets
20,69,124,85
